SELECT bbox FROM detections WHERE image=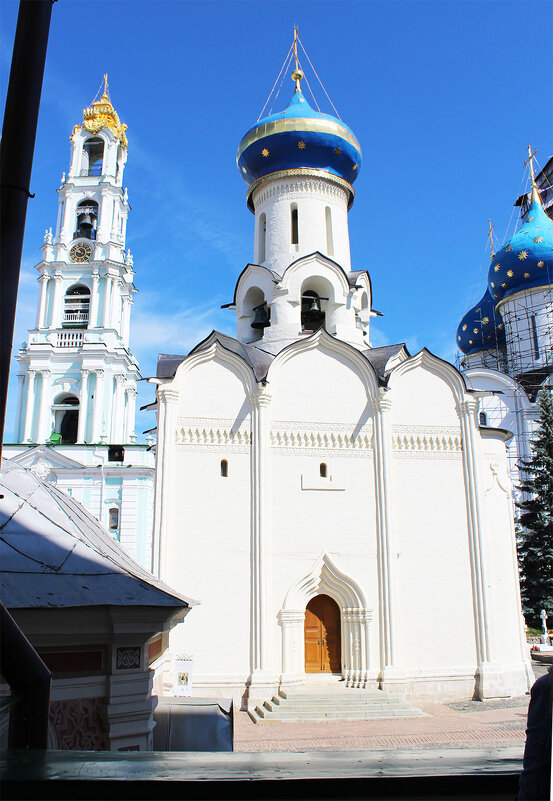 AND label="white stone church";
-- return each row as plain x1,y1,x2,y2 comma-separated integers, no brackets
151,67,533,707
